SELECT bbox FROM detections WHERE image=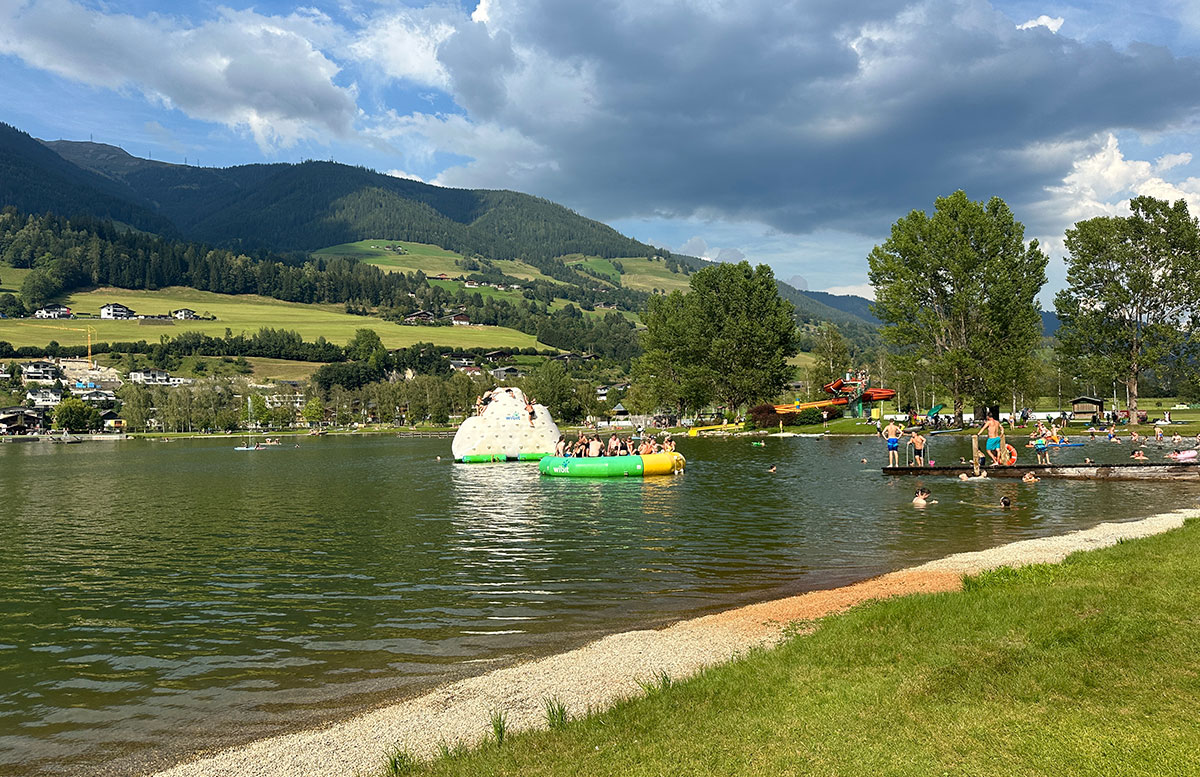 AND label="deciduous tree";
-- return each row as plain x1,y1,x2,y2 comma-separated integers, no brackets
868,191,1047,424
1055,196,1200,424
634,261,798,415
